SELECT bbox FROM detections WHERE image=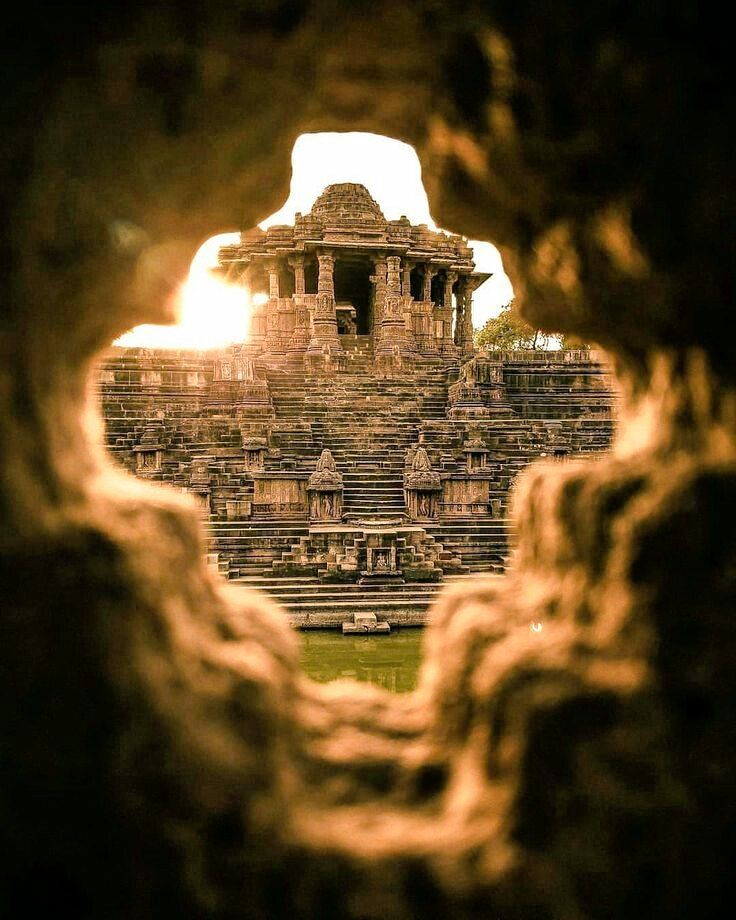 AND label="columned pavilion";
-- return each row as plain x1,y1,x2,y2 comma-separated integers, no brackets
217,183,490,367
